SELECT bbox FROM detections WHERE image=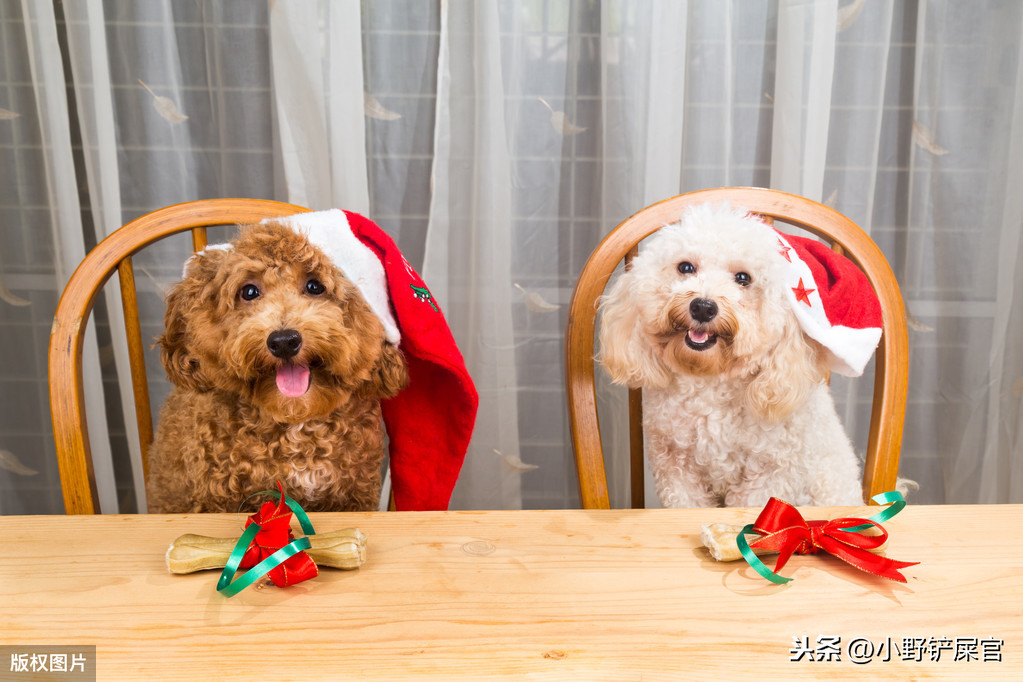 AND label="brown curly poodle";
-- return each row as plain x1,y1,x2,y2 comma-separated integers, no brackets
146,221,408,513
